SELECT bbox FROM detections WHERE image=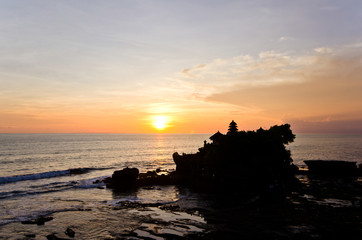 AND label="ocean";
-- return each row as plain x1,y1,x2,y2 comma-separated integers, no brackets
0,133,361,239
